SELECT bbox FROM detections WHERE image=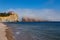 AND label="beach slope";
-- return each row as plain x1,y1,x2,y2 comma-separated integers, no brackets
0,23,14,40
